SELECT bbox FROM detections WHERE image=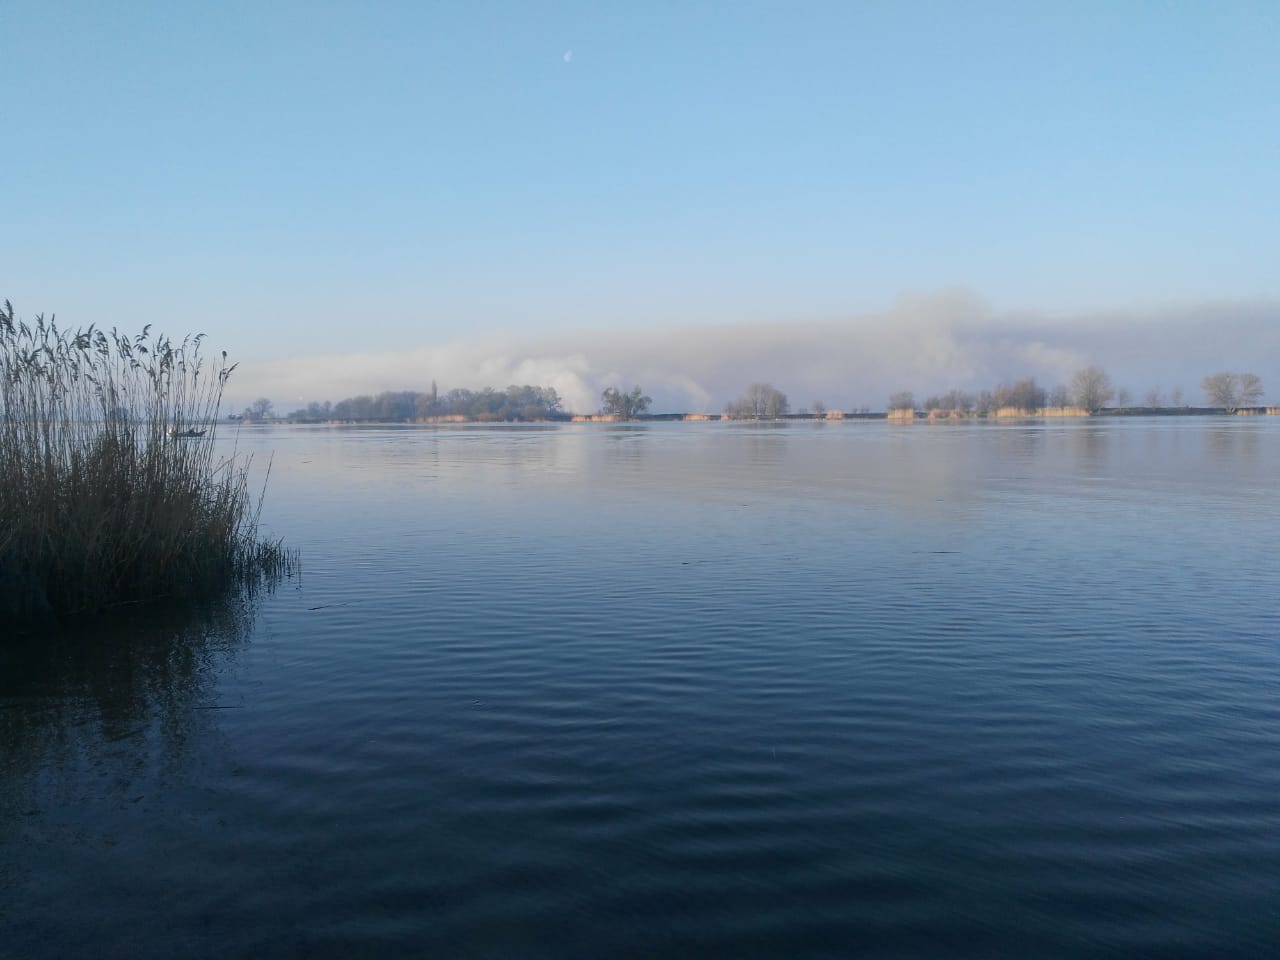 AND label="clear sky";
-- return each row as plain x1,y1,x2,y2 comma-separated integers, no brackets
4,1,1278,410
